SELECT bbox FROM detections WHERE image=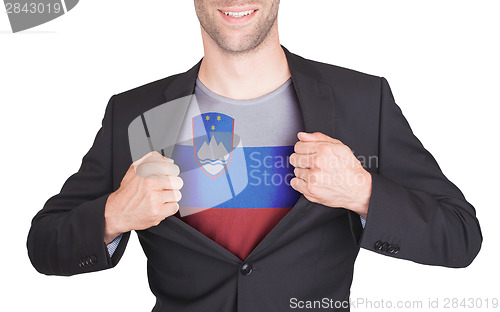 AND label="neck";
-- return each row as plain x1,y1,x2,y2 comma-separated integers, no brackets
198,24,291,100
